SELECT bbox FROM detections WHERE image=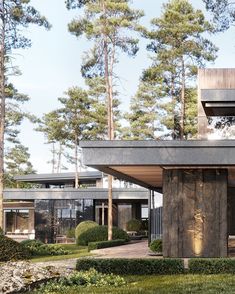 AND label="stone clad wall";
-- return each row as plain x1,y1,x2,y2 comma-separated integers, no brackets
163,169,227,258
